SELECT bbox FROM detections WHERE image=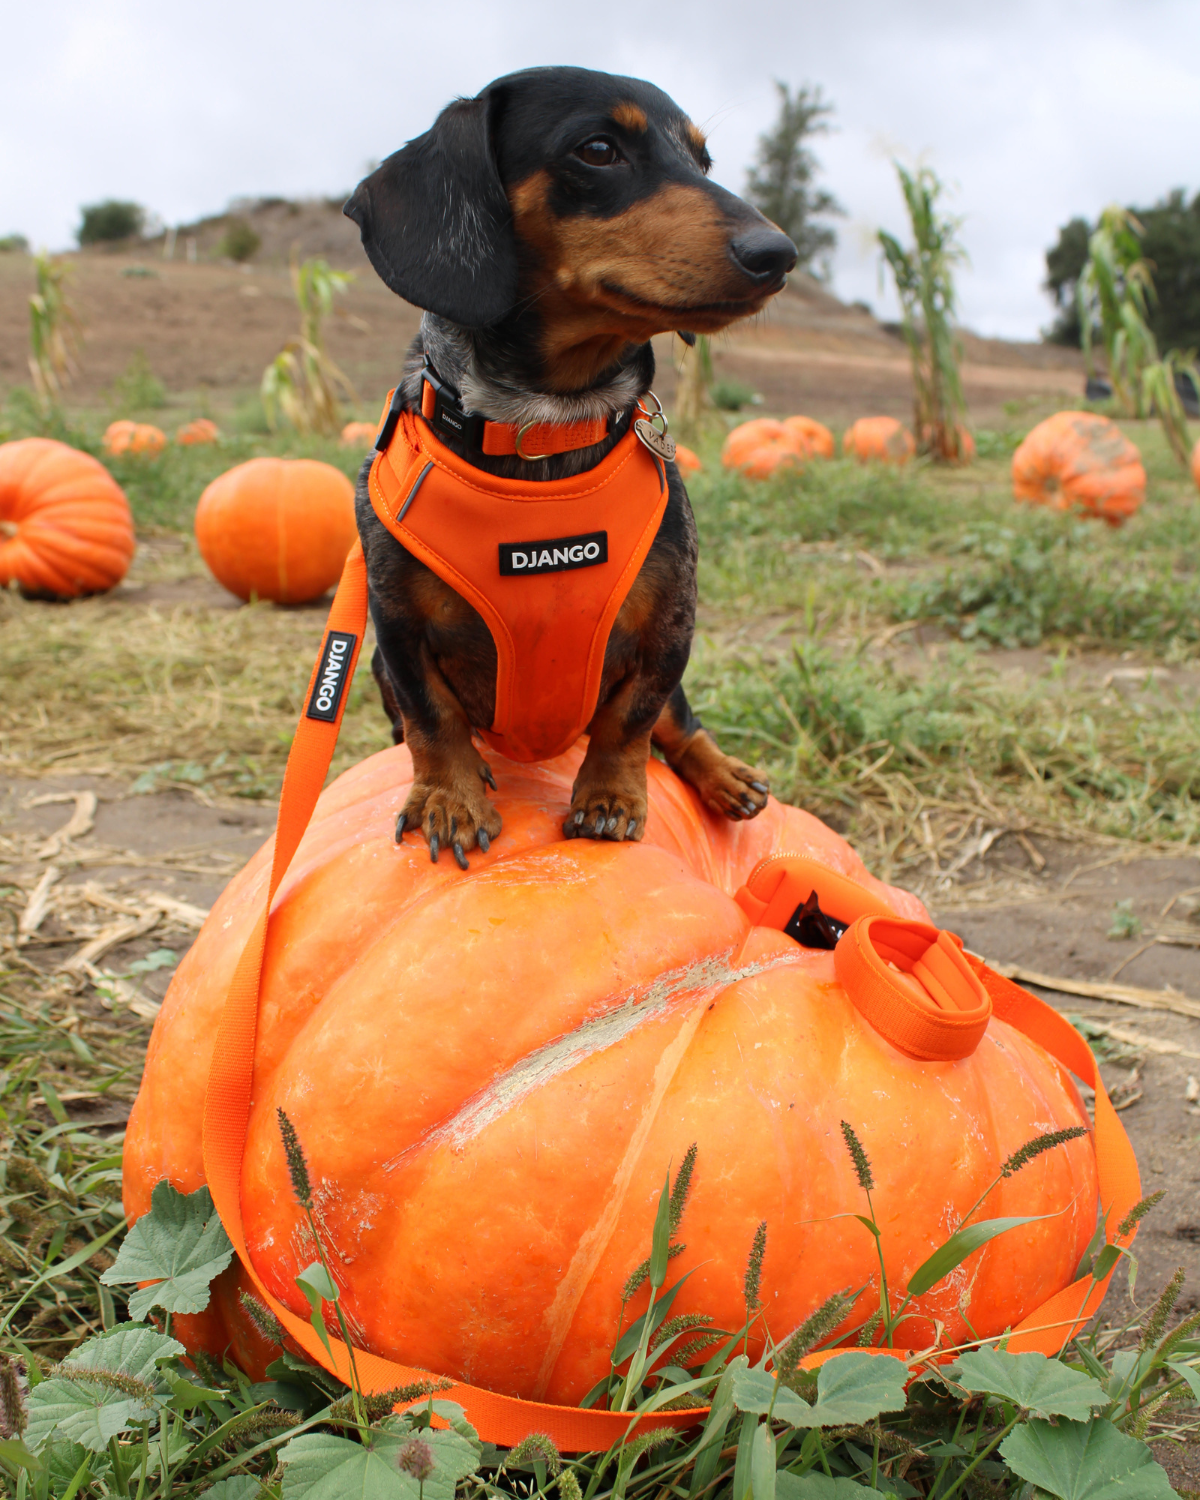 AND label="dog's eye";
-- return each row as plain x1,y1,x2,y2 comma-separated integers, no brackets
575,138,621,167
